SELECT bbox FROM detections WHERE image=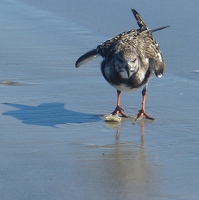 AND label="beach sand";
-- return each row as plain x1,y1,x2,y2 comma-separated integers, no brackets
1,0,199,199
